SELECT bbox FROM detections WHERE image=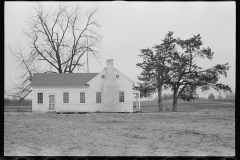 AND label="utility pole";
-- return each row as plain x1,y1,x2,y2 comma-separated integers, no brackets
87,39,89,73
